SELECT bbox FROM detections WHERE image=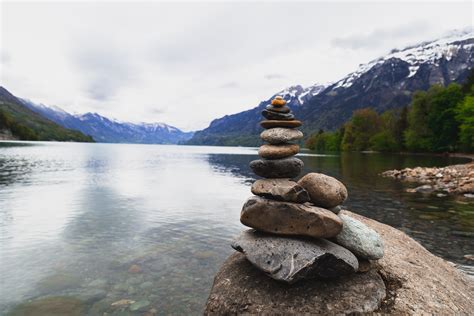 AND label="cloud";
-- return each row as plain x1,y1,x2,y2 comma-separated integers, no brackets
264,74,286,80
72,44,135,101
218,81,239,89
331,22,431,50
